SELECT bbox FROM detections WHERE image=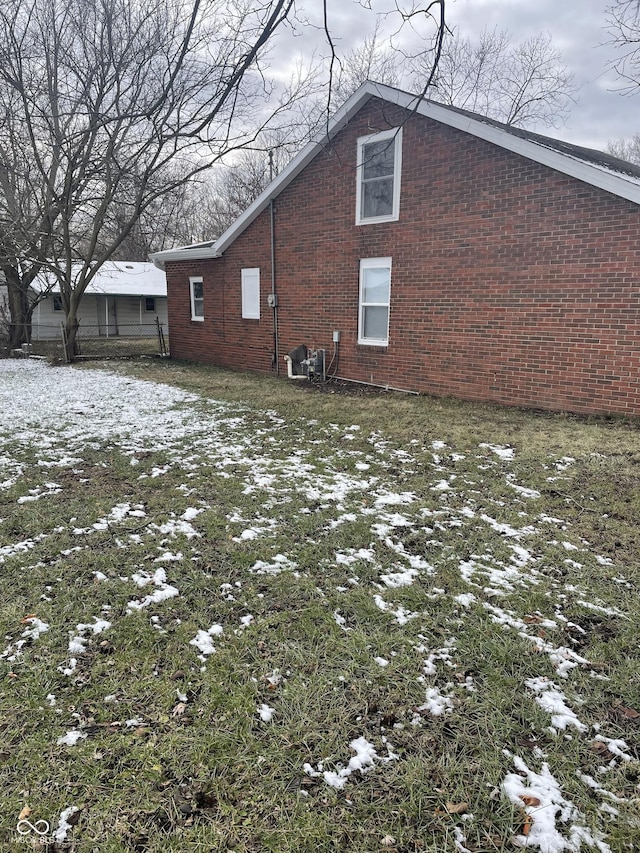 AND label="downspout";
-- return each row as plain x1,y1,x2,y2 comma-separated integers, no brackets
270,197,279,375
